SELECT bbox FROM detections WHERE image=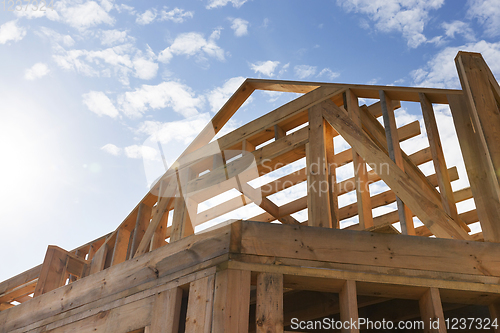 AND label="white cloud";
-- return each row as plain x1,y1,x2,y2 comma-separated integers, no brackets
160,8,194,23
56,0,115,30
207,76,246,112
101,29,133,46
24,63,50,80
158,30,225,64
278,63,290,76
337,0,444,48
124,145,158,161
53,44,158,85
138,115,211,146
411,40,500,88
467,0,500,37
442,21,475,41
263,91,282,103
37,27,75,47
14,9,47,19
133,56,158,80
82,91,119,118
136,9,157,25
206,0,248,9
0,20,27,44
115,4,135,14
117,81,205,118
101,143,121,156
317,68,340,80
229,18,249,36
294,65,317,79
250,60,280,77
